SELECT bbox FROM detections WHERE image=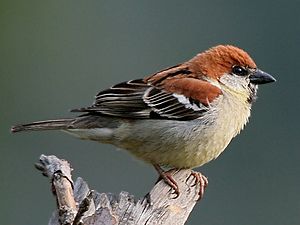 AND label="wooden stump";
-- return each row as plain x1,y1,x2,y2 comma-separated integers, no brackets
35,154,207,225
